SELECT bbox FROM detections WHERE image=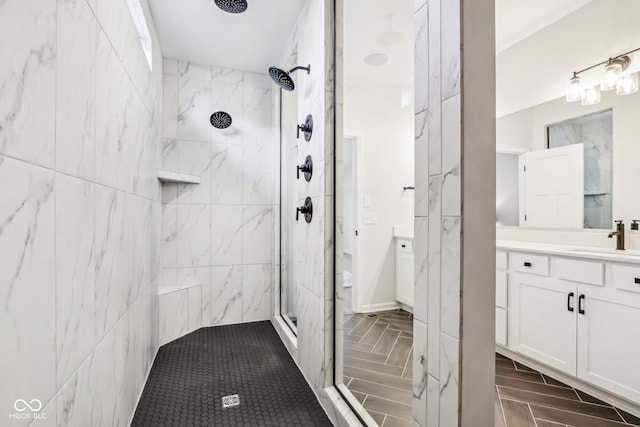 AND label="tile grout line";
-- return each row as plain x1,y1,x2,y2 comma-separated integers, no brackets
528,403,539,427
499,395,626,424
383,330,403,365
